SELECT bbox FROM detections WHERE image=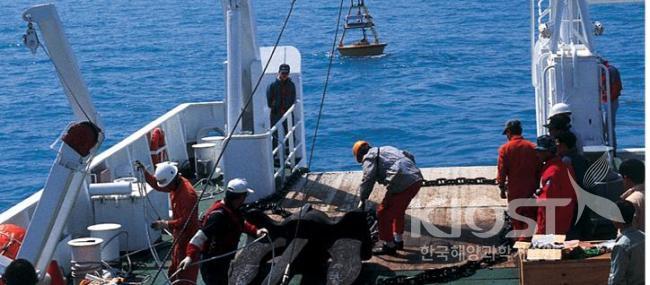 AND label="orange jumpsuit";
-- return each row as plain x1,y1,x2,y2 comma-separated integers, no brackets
497,135,540,240
535,157,577,235
145,173,199,284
